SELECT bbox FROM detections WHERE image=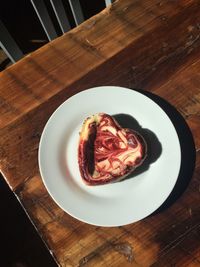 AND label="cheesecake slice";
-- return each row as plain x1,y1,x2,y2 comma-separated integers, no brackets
78,113,147,185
